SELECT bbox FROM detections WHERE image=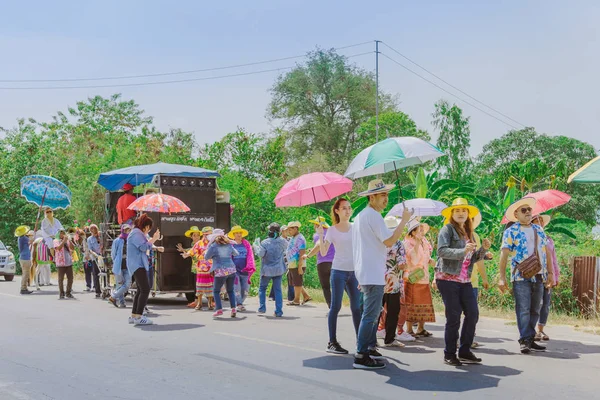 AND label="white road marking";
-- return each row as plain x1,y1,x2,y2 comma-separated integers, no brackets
216,332,324,354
